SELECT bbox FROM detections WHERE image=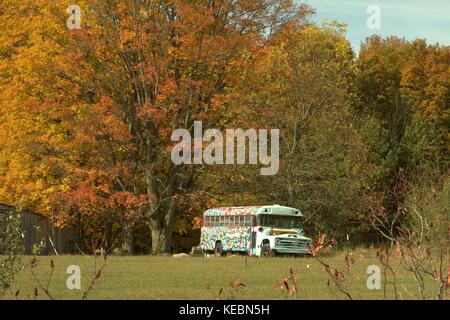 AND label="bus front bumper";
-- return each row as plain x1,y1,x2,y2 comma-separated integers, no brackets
272,246,311,255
